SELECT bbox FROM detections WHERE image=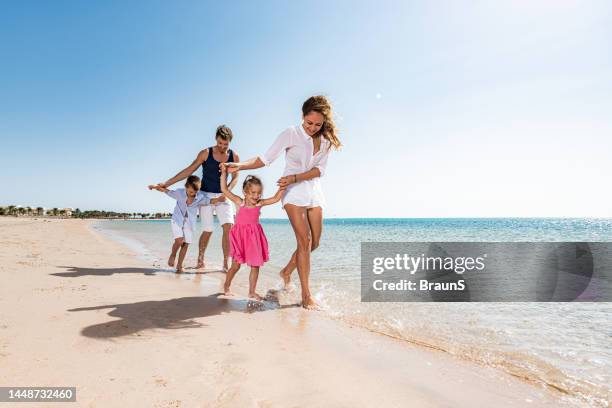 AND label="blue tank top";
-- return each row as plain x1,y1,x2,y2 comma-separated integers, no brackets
201,146,234,193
